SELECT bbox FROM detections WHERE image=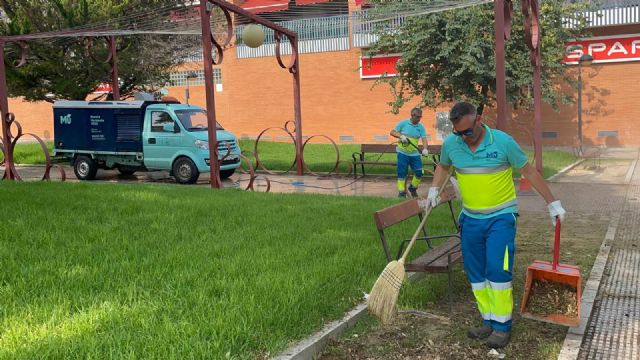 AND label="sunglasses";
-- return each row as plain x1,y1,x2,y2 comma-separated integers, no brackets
452,127,475,137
